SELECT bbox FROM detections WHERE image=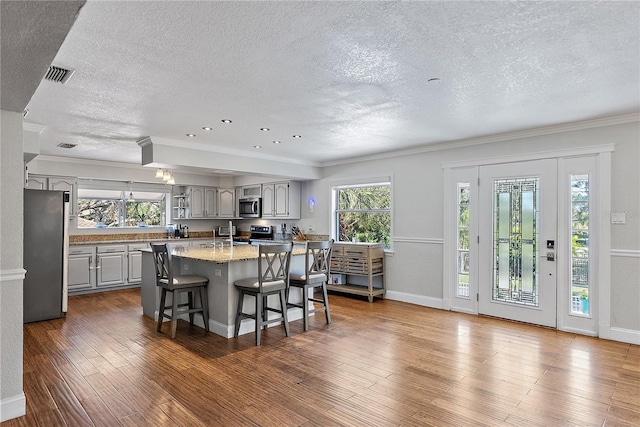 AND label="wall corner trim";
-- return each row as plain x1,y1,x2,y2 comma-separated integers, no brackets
0,393,26,422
